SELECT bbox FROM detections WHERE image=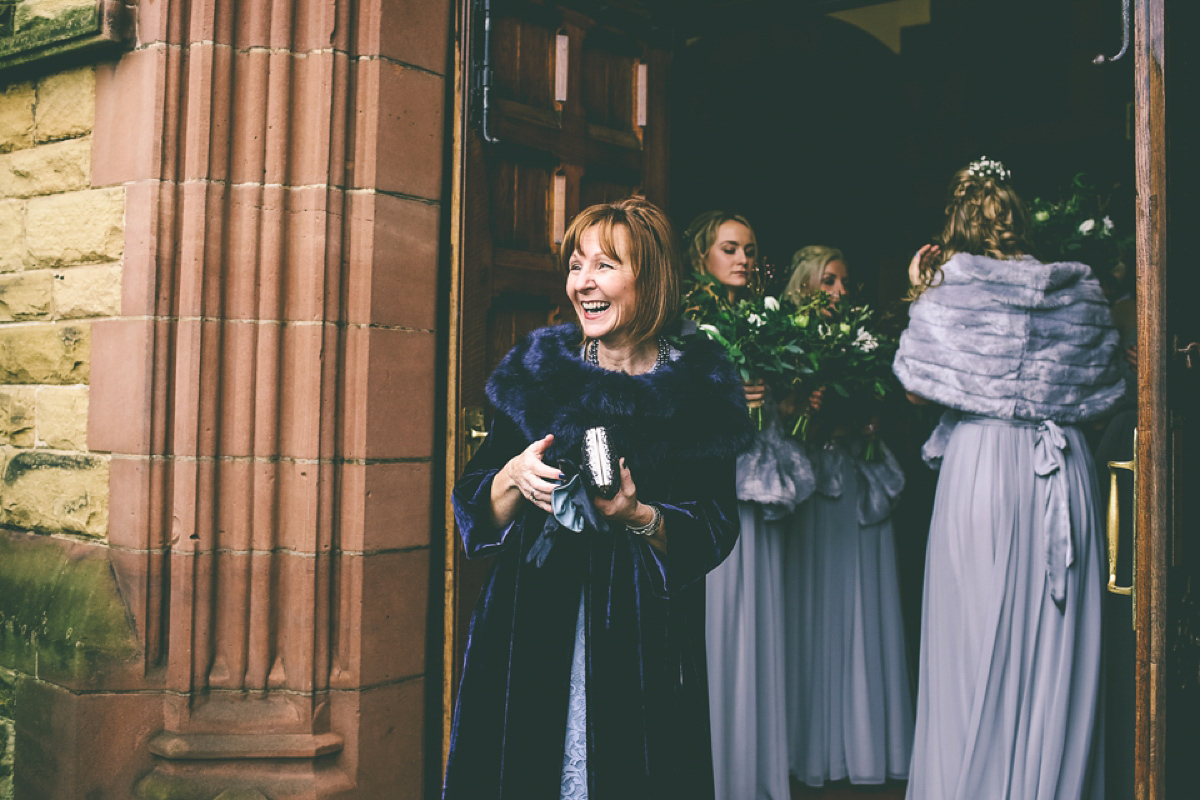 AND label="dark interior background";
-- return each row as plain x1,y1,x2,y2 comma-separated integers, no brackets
667,0,1135,306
